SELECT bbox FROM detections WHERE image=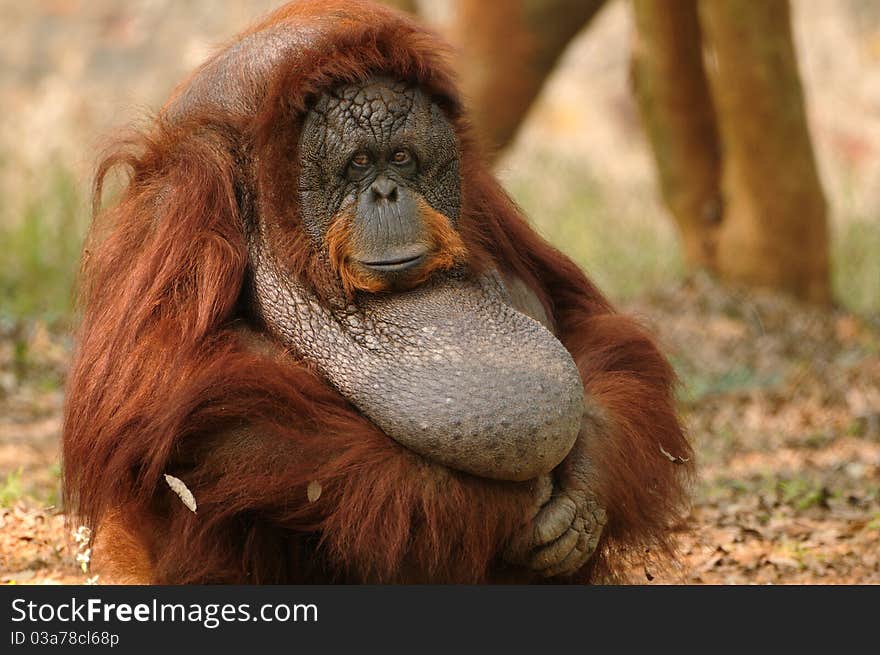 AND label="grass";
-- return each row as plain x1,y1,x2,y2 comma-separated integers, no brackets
0,468,24,507
0,165,88,327
503,152,684,301
699,475,834,513
777,477,831,511
0,465,61,508
674,361,783,406
832,218,880,317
